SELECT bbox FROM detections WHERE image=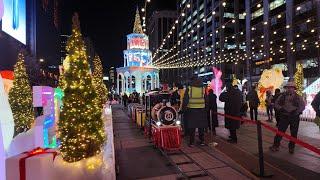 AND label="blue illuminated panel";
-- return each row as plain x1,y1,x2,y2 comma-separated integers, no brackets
2,0,26,44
